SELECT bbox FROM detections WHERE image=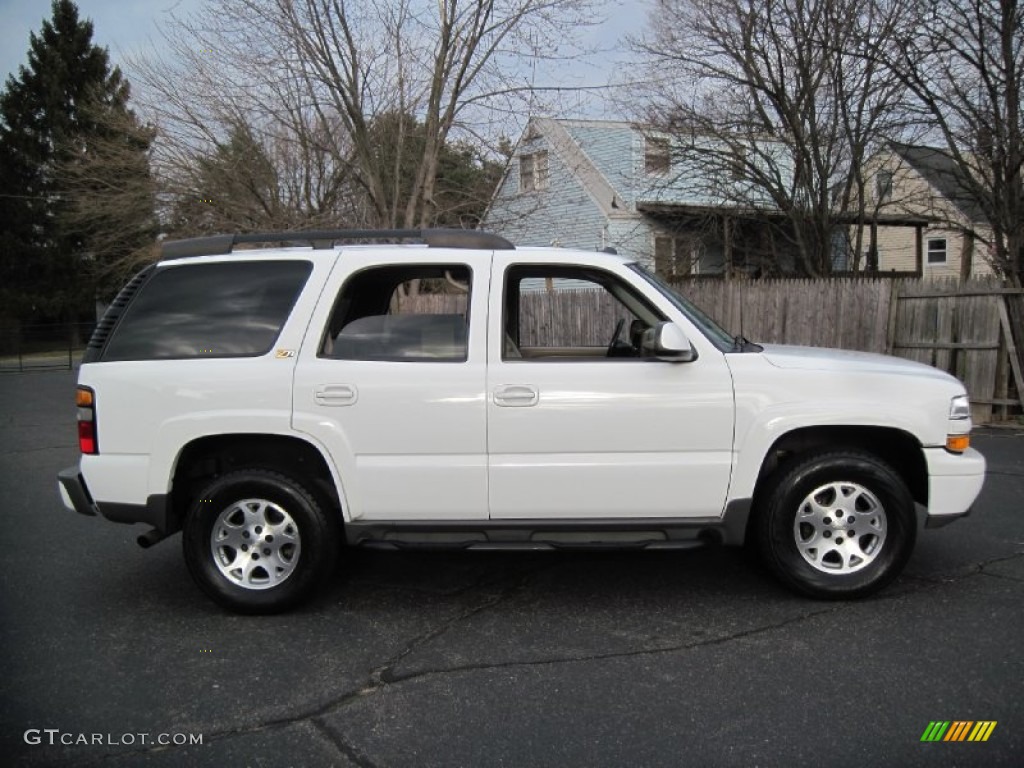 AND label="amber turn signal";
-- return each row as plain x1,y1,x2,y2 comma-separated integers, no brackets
75,387,94,407
946,434,970,453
